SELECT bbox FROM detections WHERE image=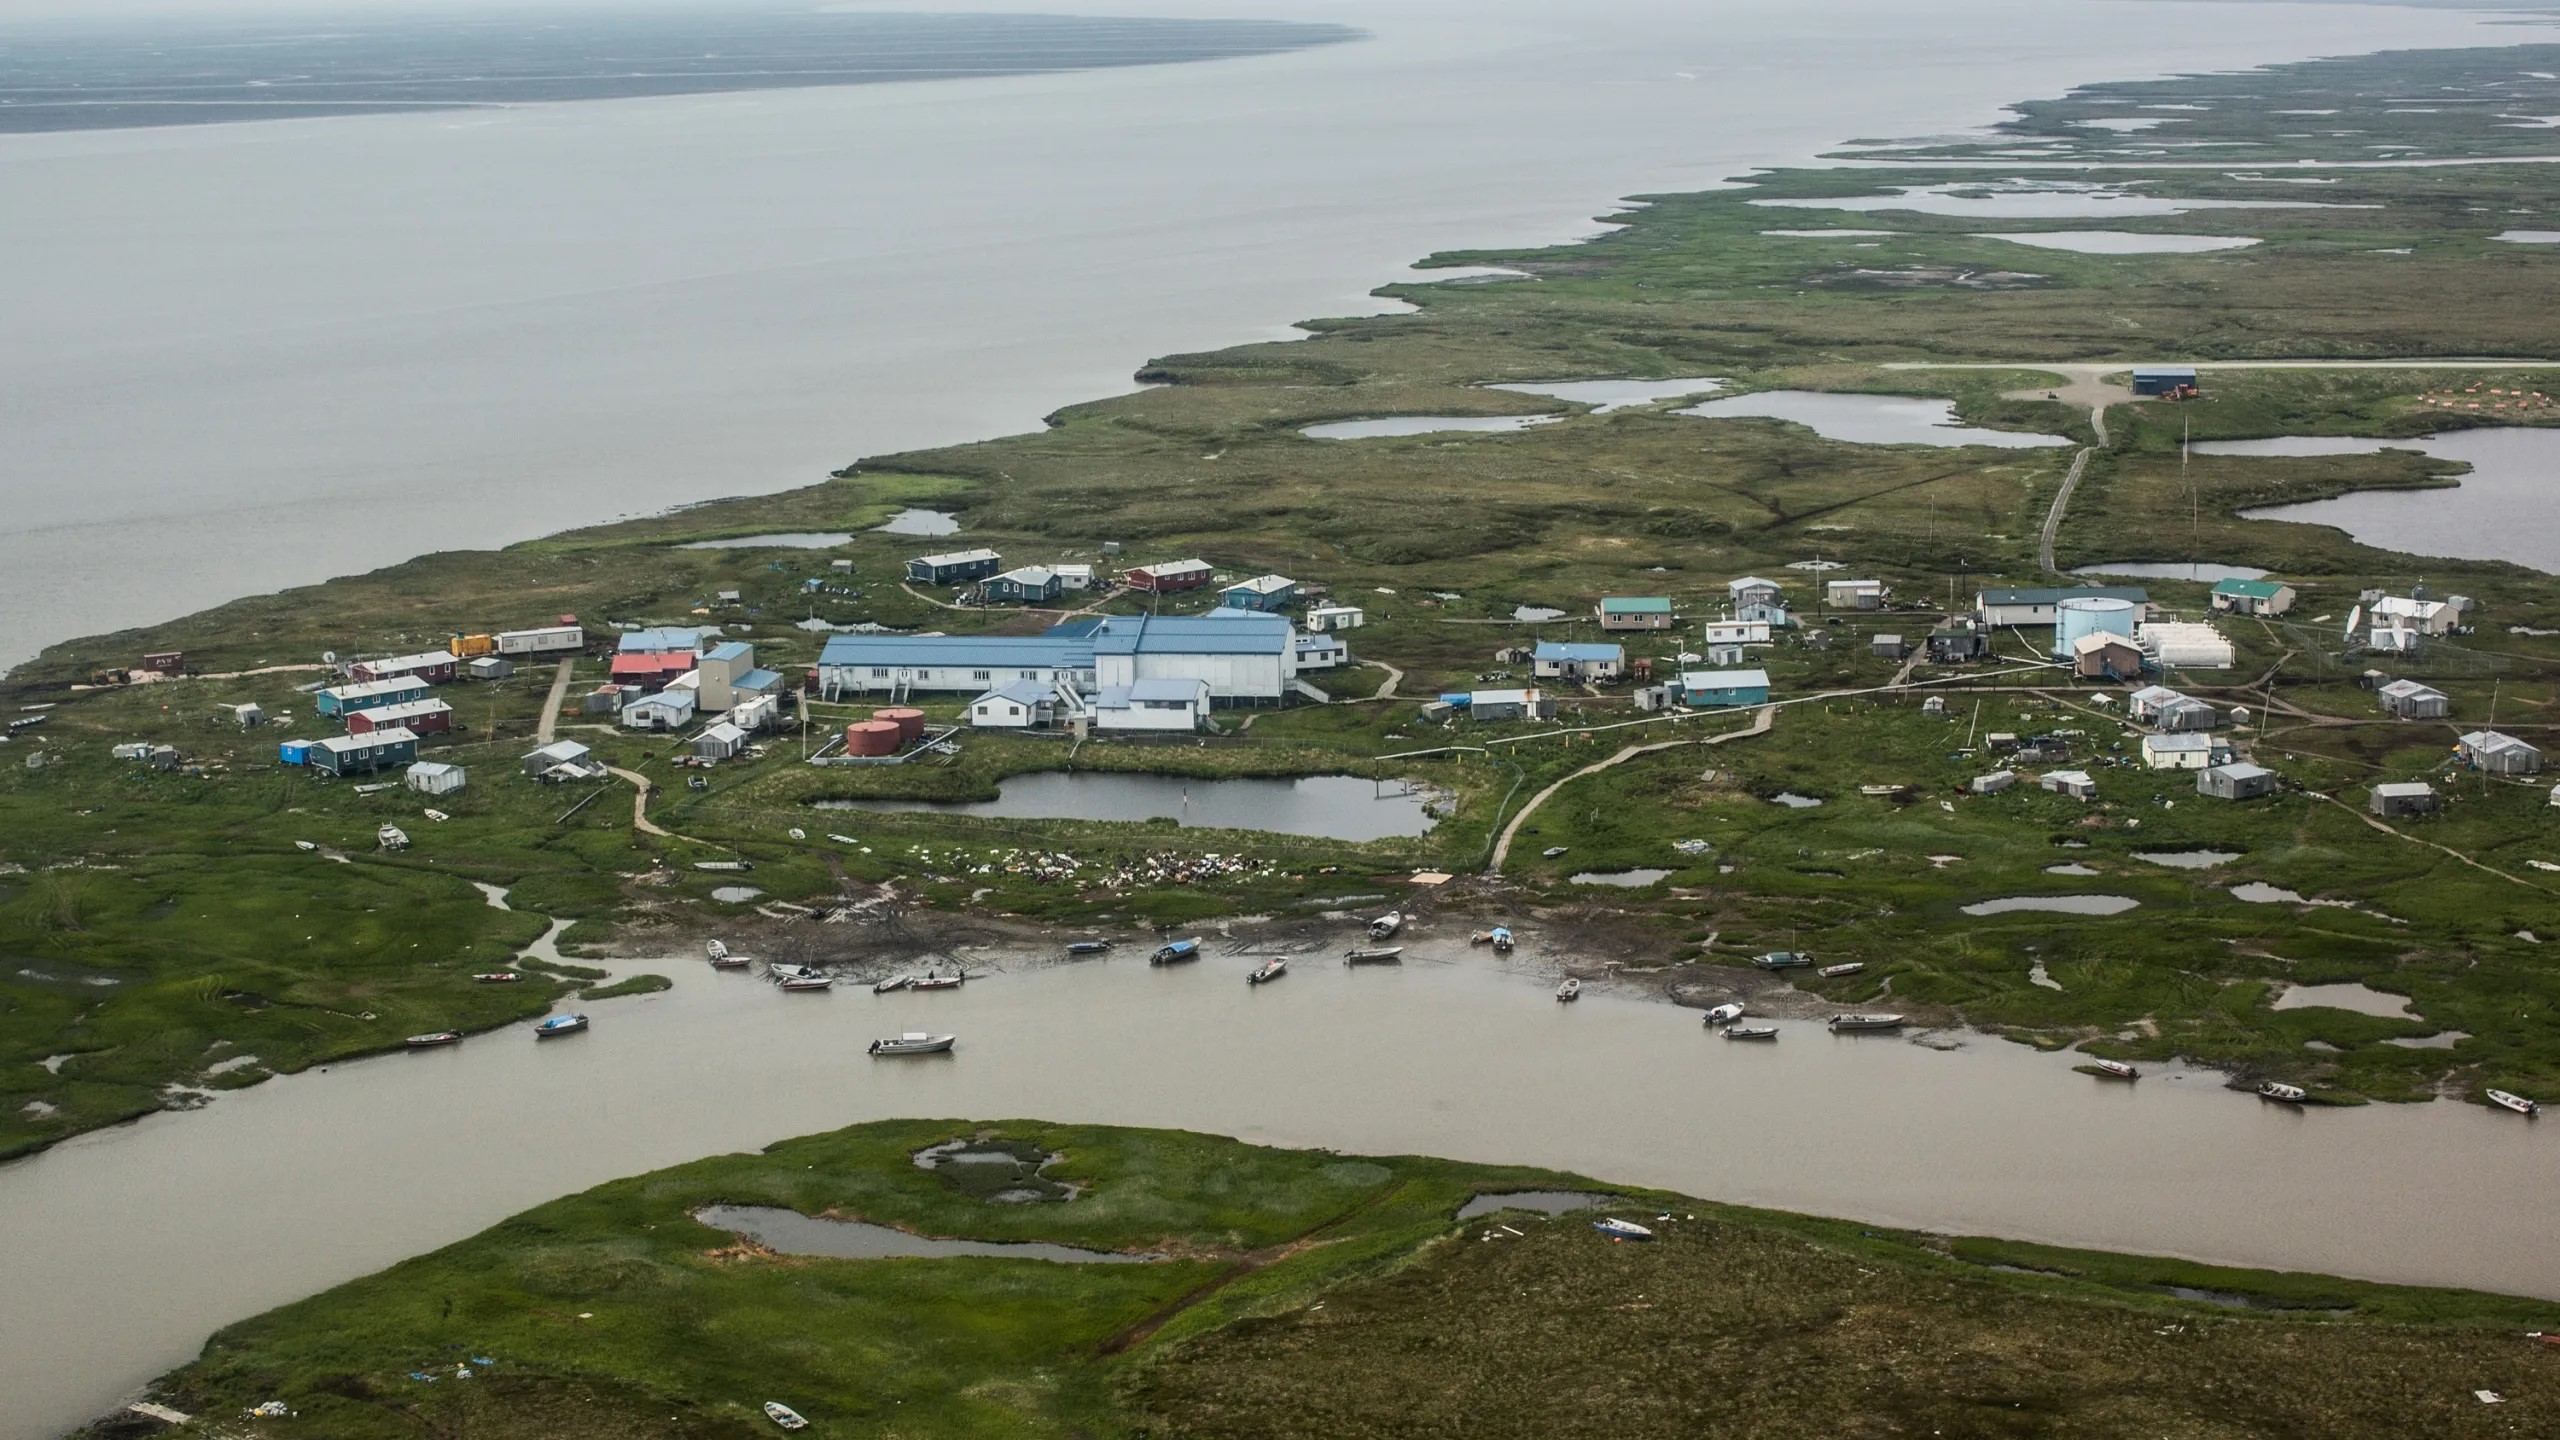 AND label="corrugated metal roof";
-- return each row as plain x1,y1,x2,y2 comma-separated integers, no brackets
2211,578,2288,598
618,628,701,653
975,679,1051,705
1679,668,1771,688
705,641,753,662
1090,613,1289,657
316,727,417,753
1601,596,1672,613
1222,574,1296,595
821,635,1094,669
1534,642,1624,662
914,548,1001,568
1980,585,2150,607
1129,677,1208,702
2373,781,2436,797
